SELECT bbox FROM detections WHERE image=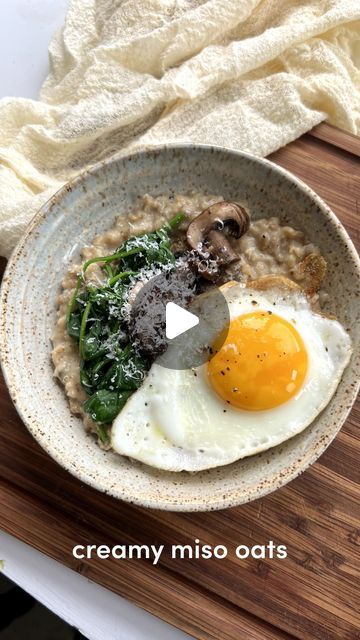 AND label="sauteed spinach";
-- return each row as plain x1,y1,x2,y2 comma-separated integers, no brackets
67,212,185,442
